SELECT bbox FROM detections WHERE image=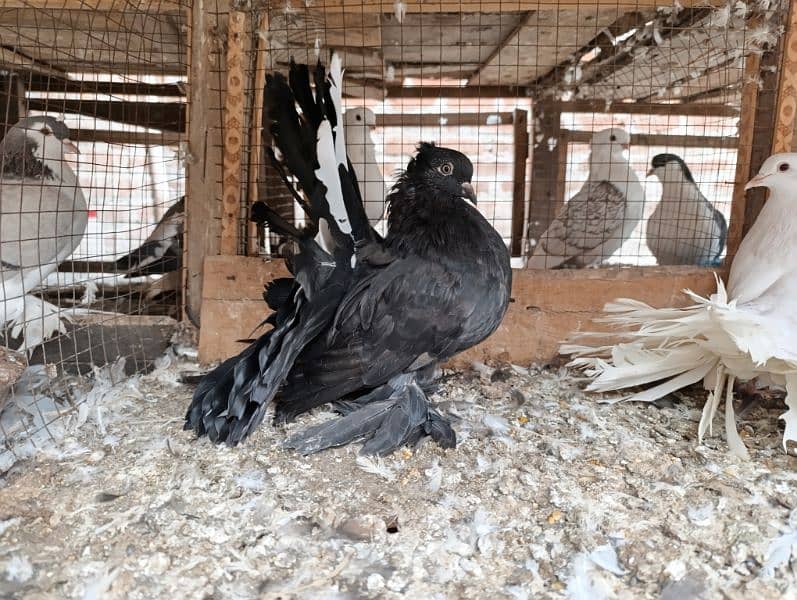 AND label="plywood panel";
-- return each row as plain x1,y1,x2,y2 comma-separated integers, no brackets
197,255,720,366
472,8,622,86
